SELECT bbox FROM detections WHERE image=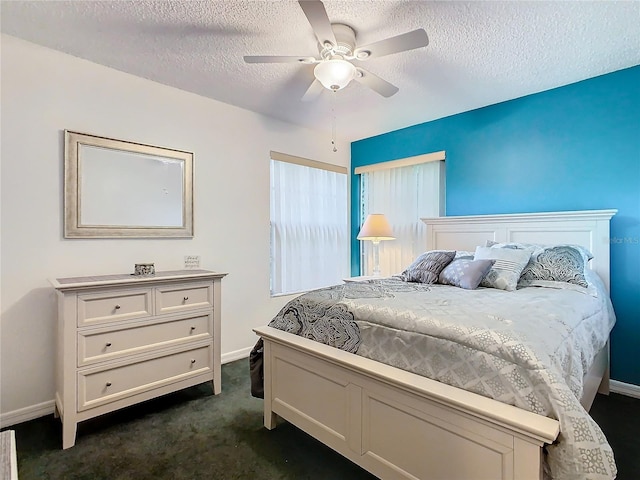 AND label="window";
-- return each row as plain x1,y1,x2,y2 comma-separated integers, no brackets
357,152,445,276
270,151,349,295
